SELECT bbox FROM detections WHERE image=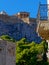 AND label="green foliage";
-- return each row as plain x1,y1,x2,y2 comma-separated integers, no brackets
0,35,15,42
16,38,48,65
0,35,48,65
